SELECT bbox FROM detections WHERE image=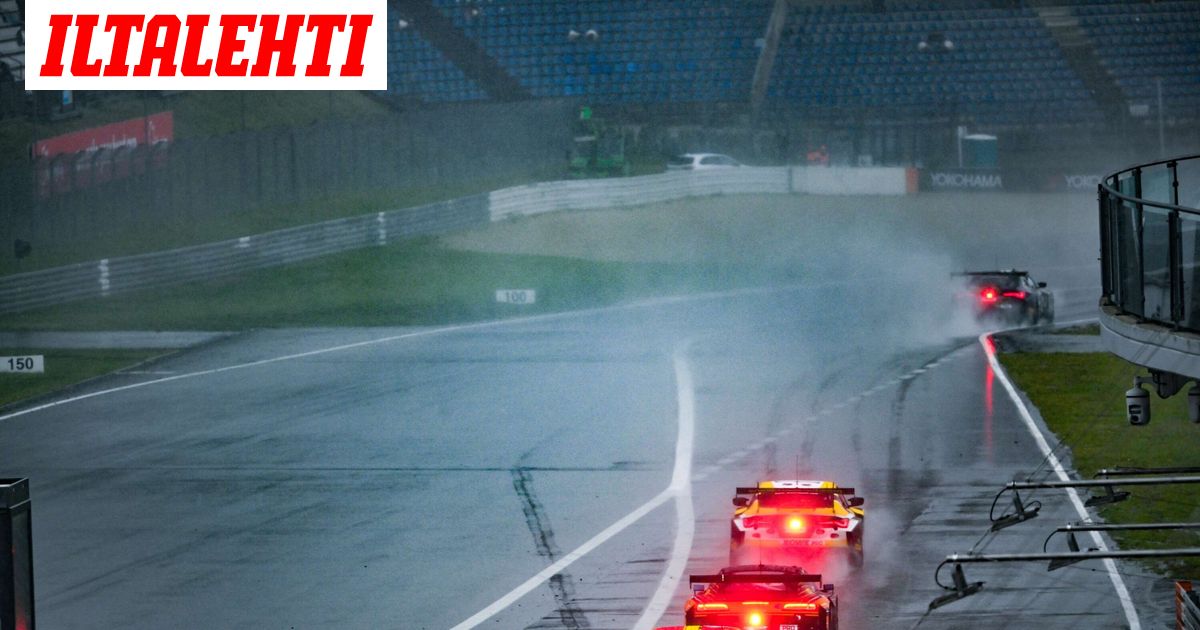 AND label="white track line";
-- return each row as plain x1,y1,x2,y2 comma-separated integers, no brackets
980,331,1140,630
0,286,796,425
631,343,697,629
451,341,698,630
448,488,674,630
